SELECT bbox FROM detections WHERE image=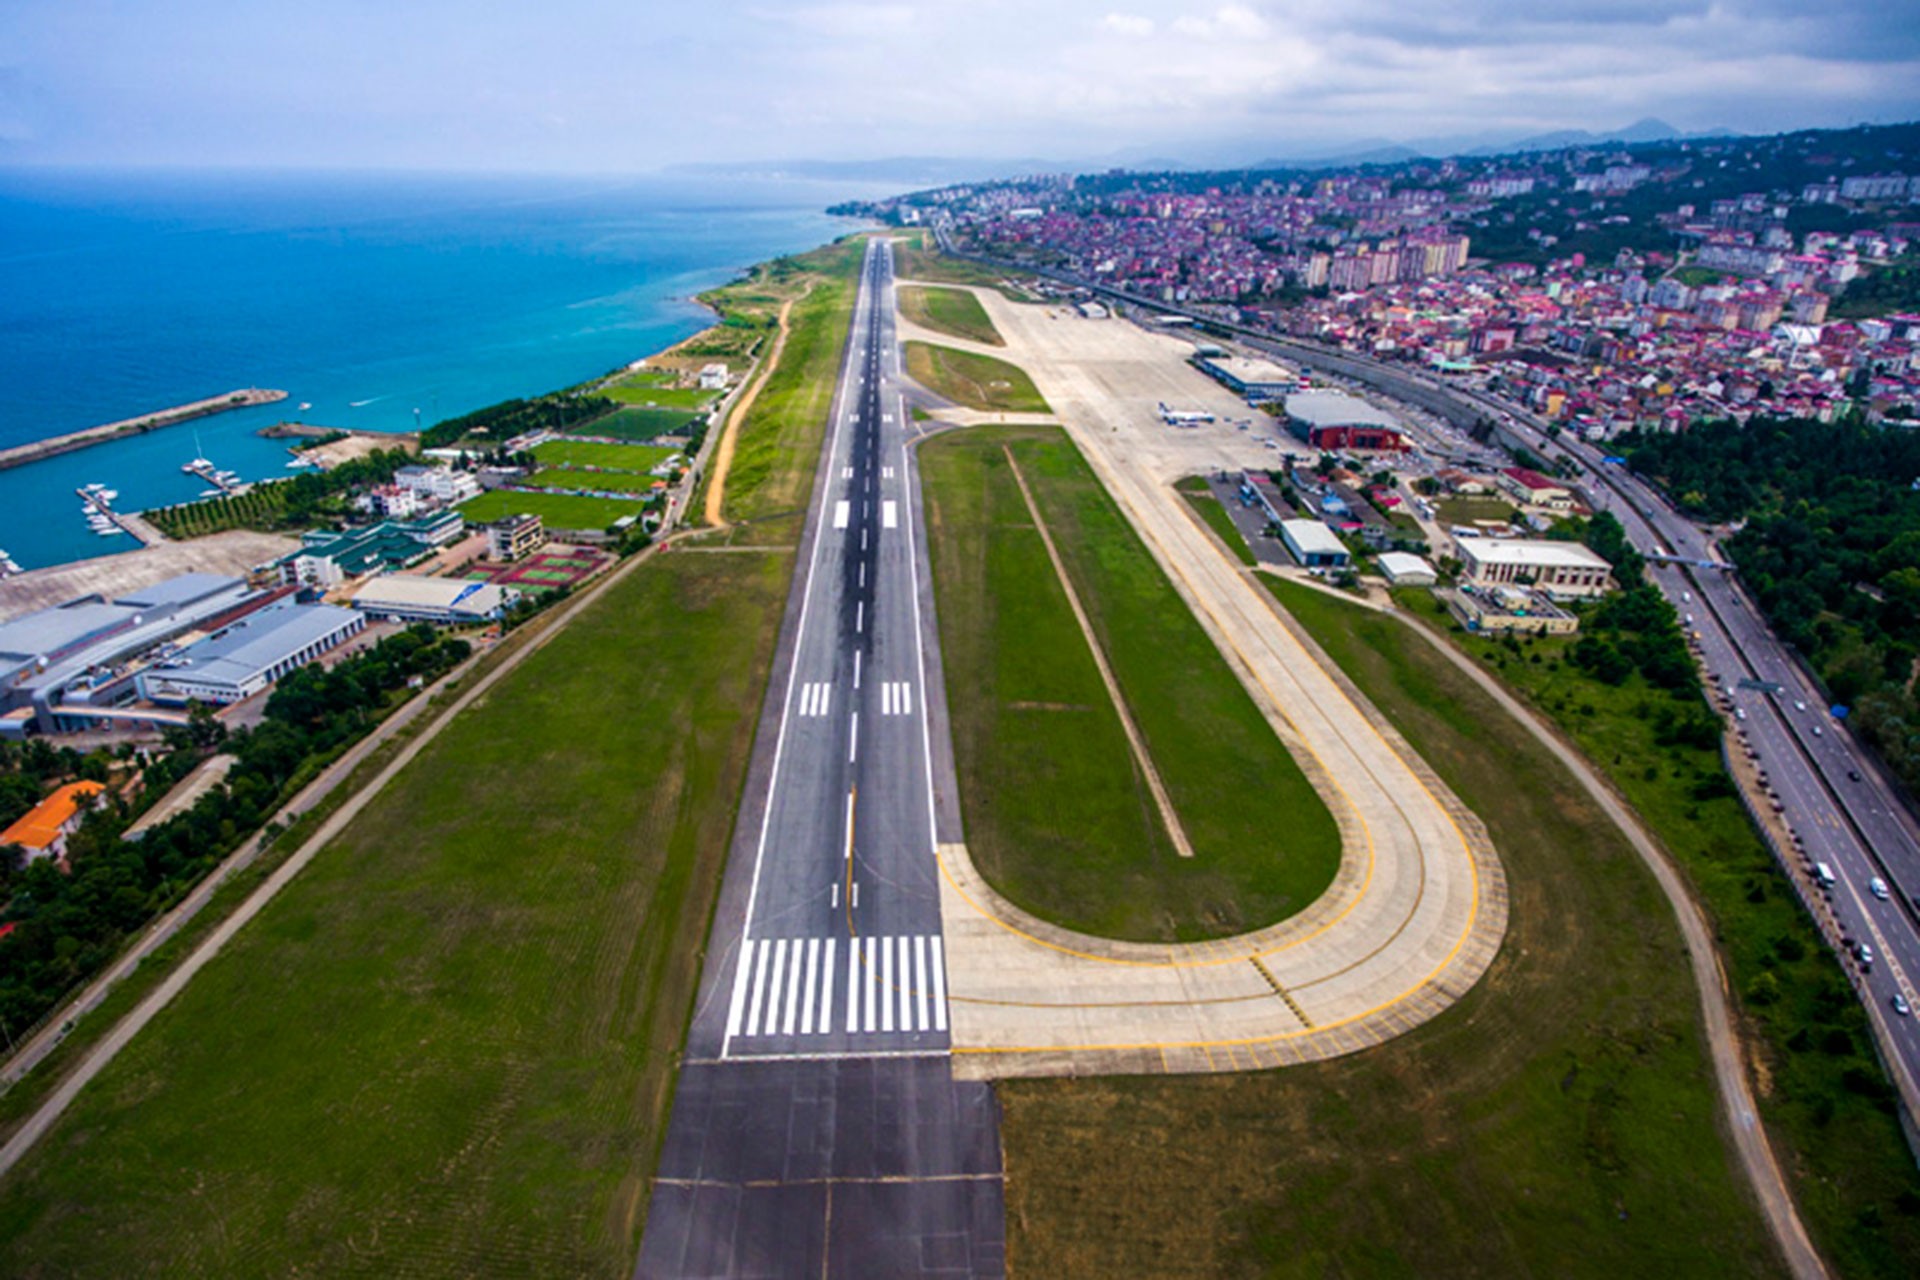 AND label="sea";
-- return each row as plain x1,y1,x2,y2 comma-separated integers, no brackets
0,167,886,573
